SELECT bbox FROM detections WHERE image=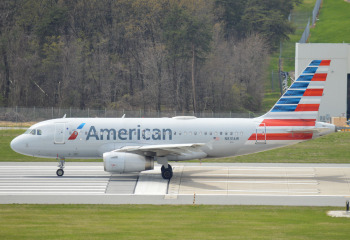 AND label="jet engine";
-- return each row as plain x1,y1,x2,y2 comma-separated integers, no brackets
103,151,154,173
